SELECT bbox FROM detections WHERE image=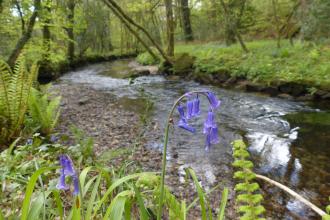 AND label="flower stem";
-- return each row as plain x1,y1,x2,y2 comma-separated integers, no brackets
157,91,207,220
